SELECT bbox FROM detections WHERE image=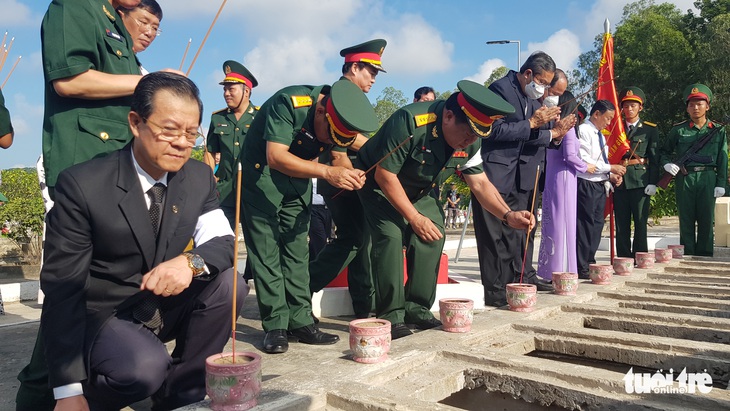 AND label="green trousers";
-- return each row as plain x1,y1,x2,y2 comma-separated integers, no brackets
676,171,716,256
241,184,313,332
358,188,444,324
613,187,650,258
308,183,373,316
